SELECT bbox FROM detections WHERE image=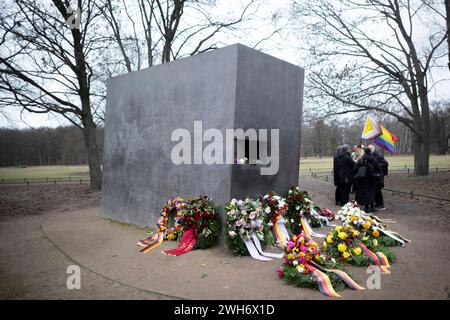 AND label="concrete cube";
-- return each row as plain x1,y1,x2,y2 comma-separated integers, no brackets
102,43,304,227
